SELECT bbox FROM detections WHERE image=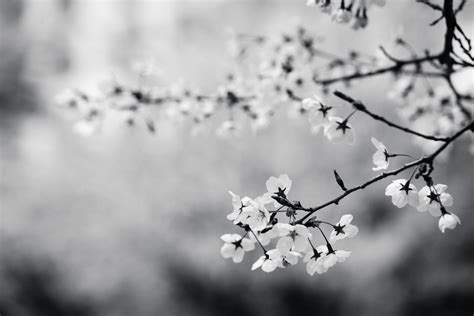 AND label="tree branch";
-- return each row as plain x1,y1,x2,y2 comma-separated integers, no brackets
333,90,451,142
295,120,473,224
